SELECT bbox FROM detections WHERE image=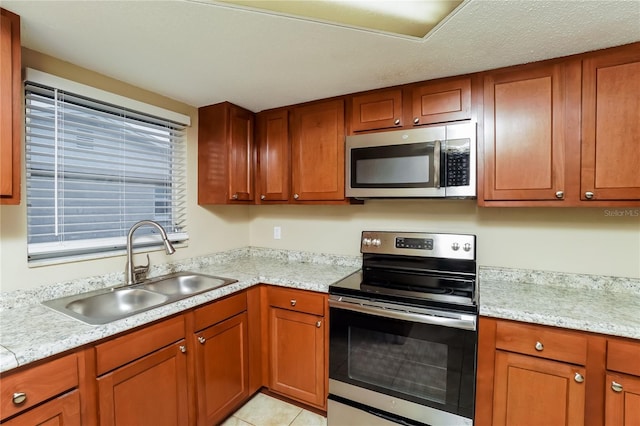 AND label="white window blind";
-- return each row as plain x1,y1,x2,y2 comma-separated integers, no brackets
25,79,188,262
